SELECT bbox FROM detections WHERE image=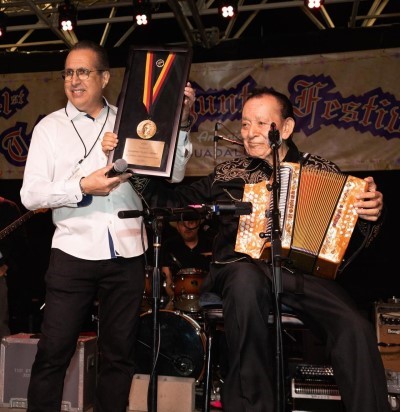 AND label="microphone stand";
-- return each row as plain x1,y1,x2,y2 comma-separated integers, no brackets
213,121,245,166
267,123,286,412
120,207,192,412
118,203,253,411
147,214,164,412
214,123,219,165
